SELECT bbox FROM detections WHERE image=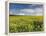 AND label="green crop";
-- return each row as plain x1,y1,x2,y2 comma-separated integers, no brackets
9,15,44,33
